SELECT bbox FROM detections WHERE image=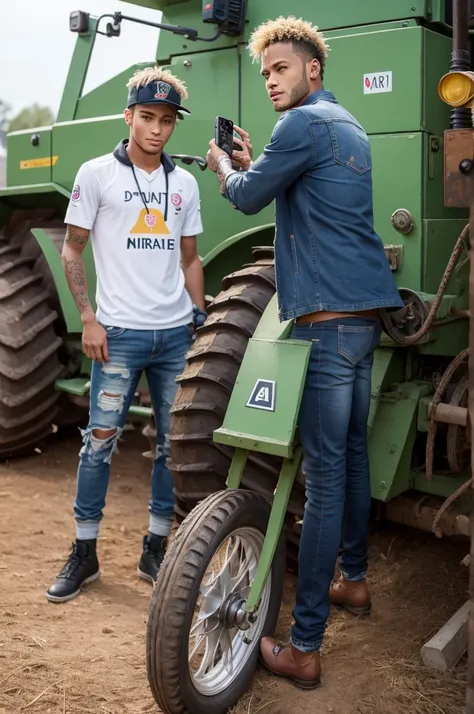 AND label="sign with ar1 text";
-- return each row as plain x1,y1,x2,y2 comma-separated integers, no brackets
246,379,276,412
363,71,393,94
